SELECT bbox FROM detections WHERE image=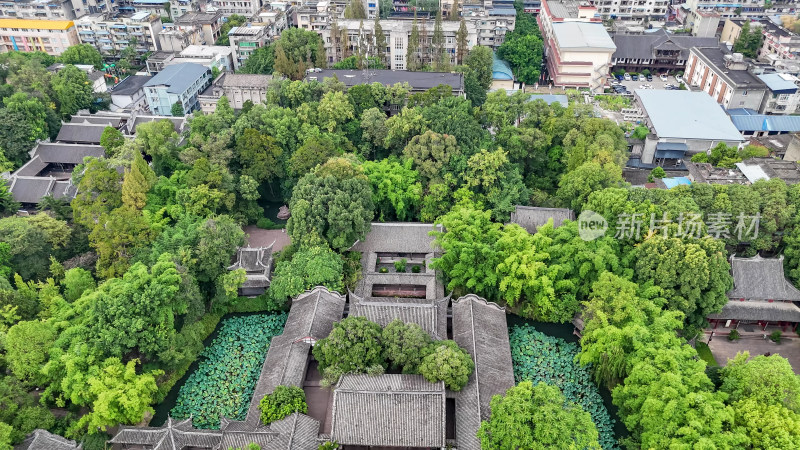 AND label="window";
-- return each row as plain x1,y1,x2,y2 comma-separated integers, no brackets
394,36,403,50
